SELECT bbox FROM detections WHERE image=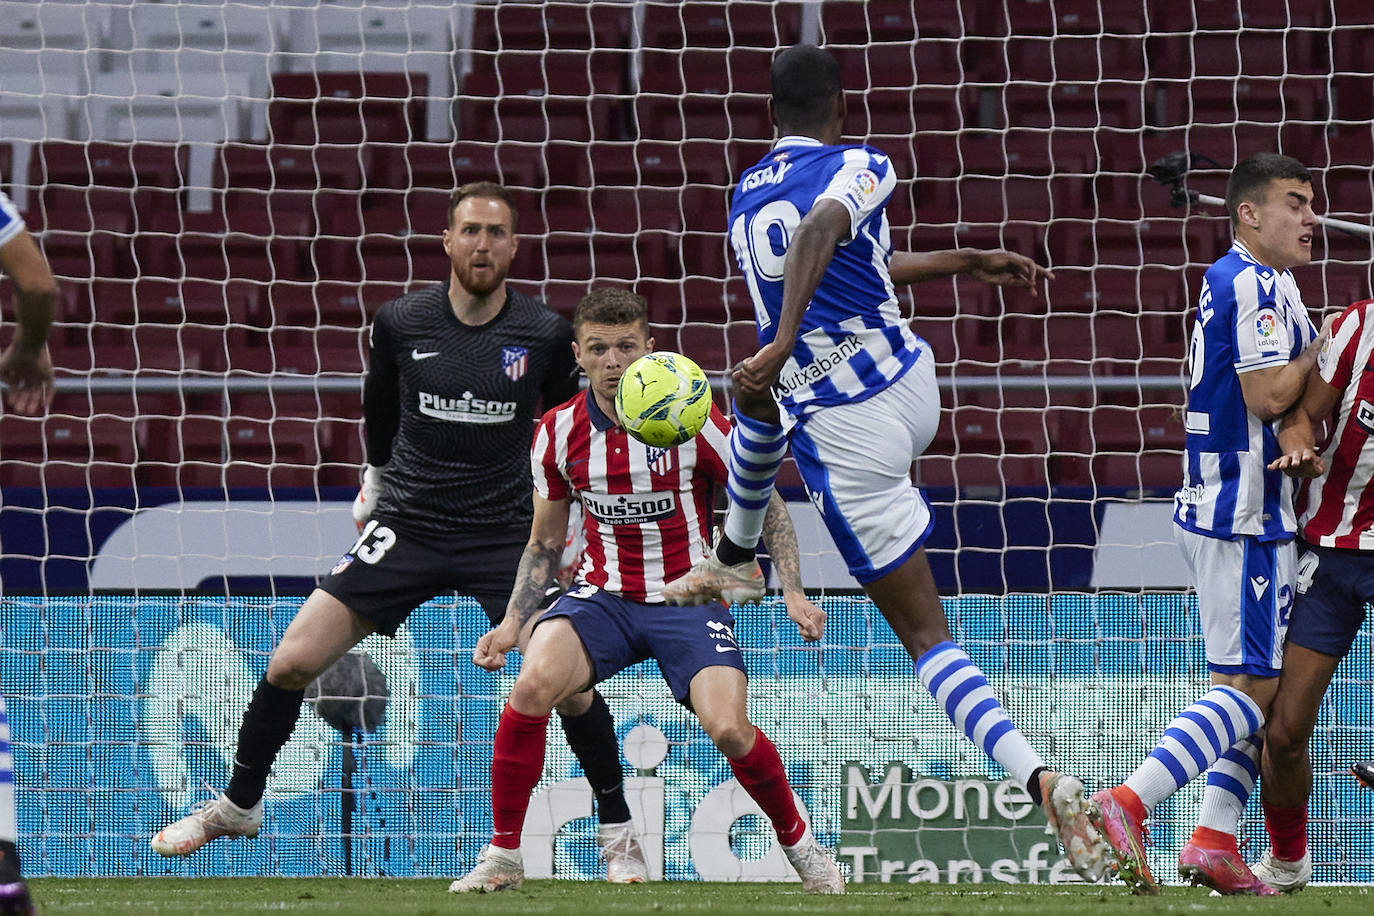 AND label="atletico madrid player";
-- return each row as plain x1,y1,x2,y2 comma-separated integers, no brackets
152,183,647,882
451,287,842,894
1261,297,1374,892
